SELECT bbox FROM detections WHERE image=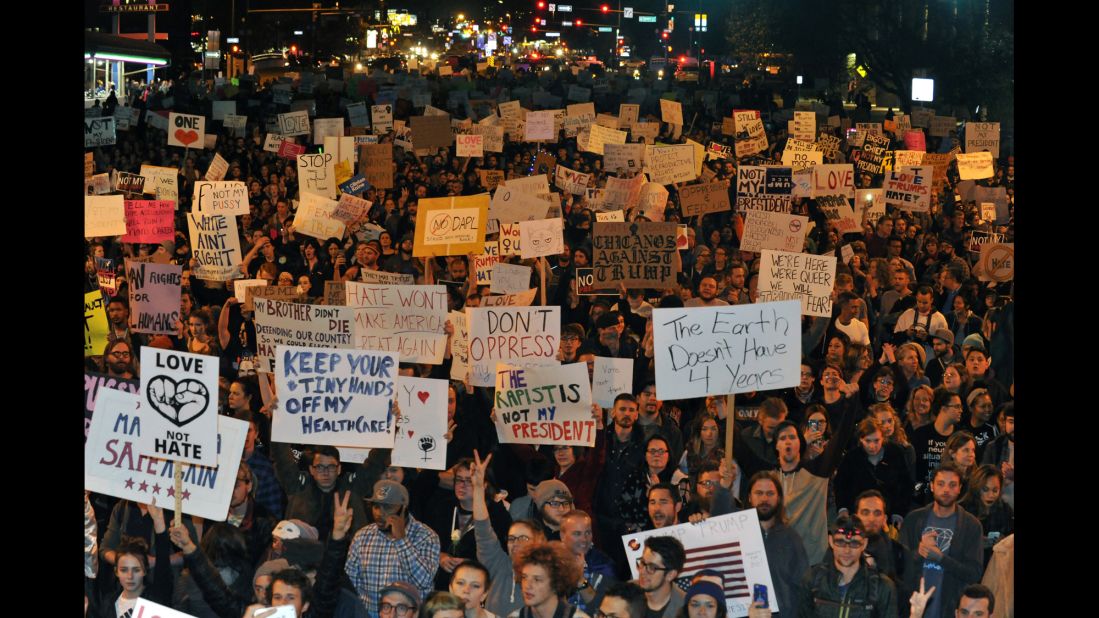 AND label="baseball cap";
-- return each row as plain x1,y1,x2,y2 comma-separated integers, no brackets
532,479,573,509
367,480,410,507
